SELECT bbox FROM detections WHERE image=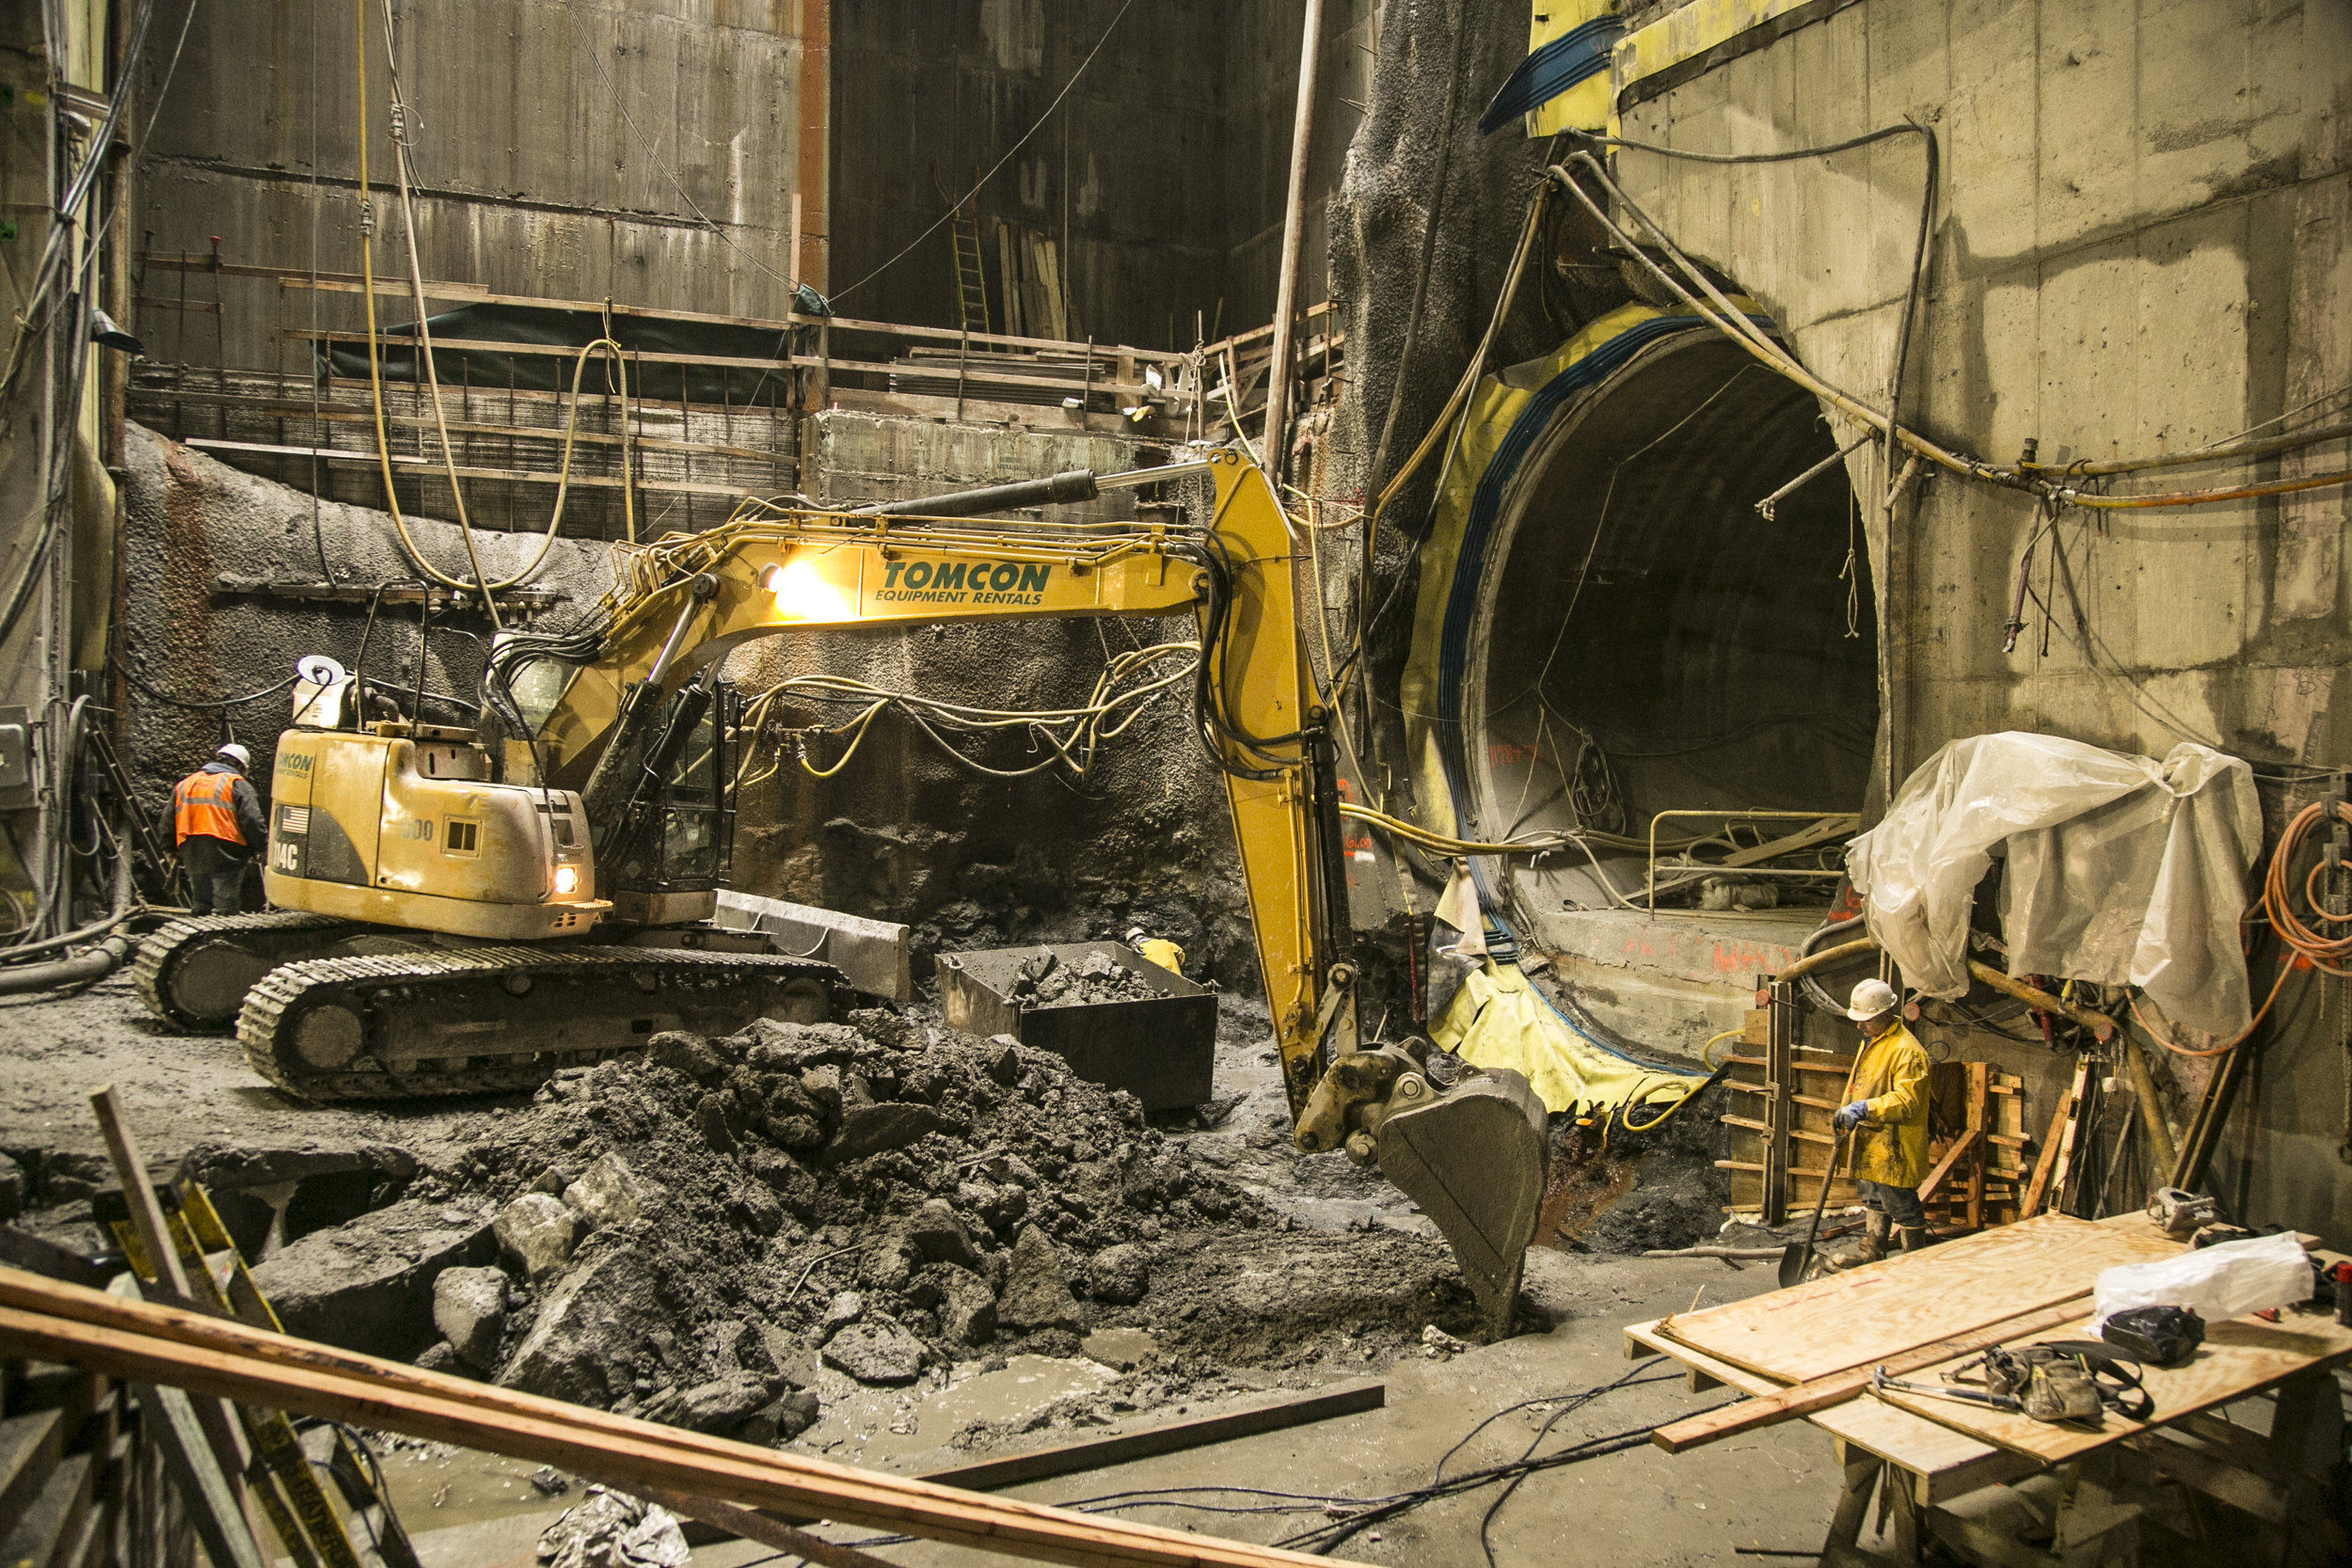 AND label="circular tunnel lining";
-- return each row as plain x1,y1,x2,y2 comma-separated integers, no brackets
1461,330,1878,919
